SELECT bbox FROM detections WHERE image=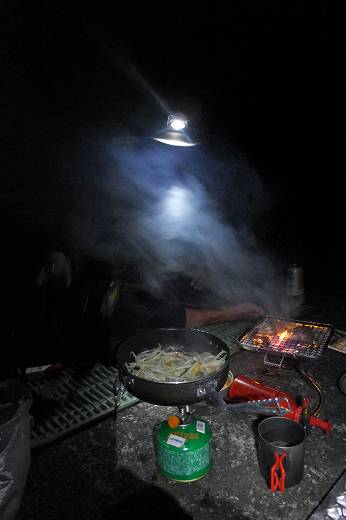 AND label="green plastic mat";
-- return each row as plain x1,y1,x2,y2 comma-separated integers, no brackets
26,321,251,449
26,363,139,449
